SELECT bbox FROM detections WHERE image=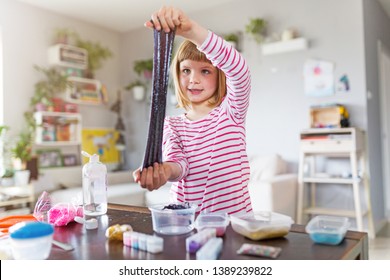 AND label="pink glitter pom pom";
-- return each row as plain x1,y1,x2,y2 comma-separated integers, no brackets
48,204,76,226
